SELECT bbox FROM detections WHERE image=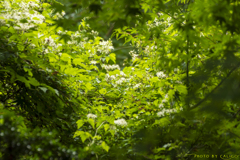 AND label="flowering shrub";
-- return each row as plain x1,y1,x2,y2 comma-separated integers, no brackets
1,0,240,159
